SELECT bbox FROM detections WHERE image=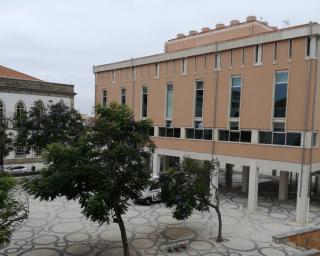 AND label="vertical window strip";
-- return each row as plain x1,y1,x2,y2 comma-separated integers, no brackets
288,39,293,59
230,49,233,67
273,42,278,63
273,71,288,118
230,76,242,118
241,47,245,66
142,86,148,118
102,89,107,107
306,36,311,57
194,81,204,118
121,88,126,105
166,83,173,120
214,52,221,70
